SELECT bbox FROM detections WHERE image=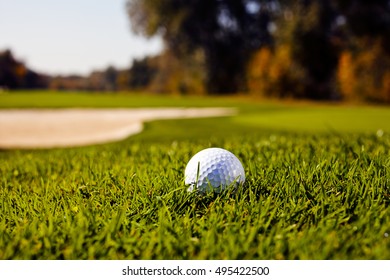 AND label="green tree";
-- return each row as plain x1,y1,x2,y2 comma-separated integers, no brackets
128,57,157,90
104,66,118,91
334,0,390,52
274,0,341,99
126,0,272,93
